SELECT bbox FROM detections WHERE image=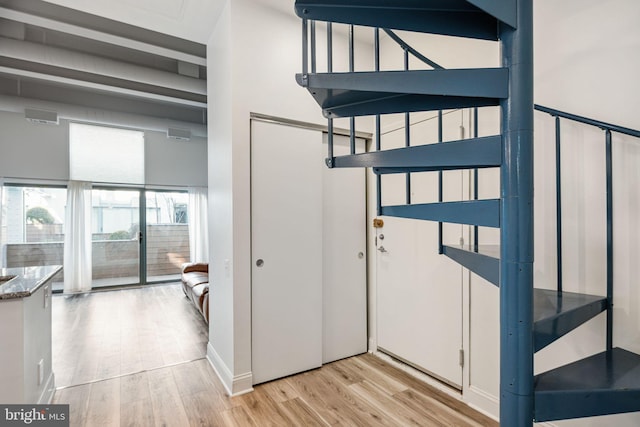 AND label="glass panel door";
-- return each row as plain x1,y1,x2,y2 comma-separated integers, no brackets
91,188,141,288
145,191,189,283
